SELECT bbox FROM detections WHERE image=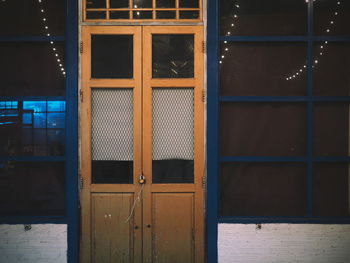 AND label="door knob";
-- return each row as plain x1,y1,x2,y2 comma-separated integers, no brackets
139,174,146,184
